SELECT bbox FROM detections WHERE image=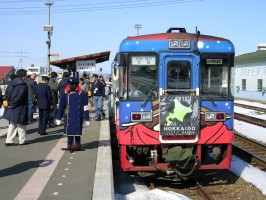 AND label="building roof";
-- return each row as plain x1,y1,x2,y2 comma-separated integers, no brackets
50,51,110,71
0,66,15,80
235,50,266,64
